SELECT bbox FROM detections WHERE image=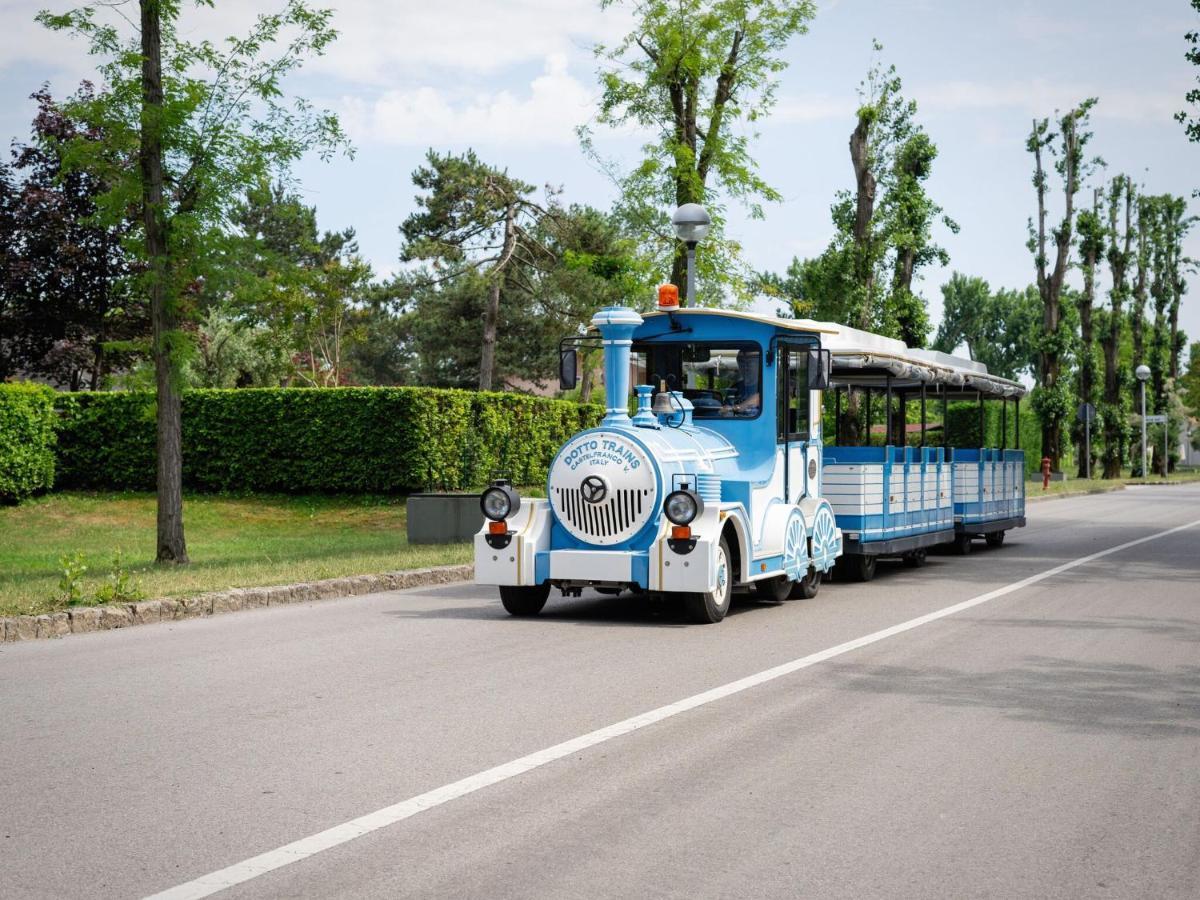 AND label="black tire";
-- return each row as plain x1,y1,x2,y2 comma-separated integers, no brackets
683,536,734,624
754,575,793,602
855,554,877,582
499,583,550,617
790,566,821,599
903,549,927,568
986,530,1006,548
954,533,973,556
